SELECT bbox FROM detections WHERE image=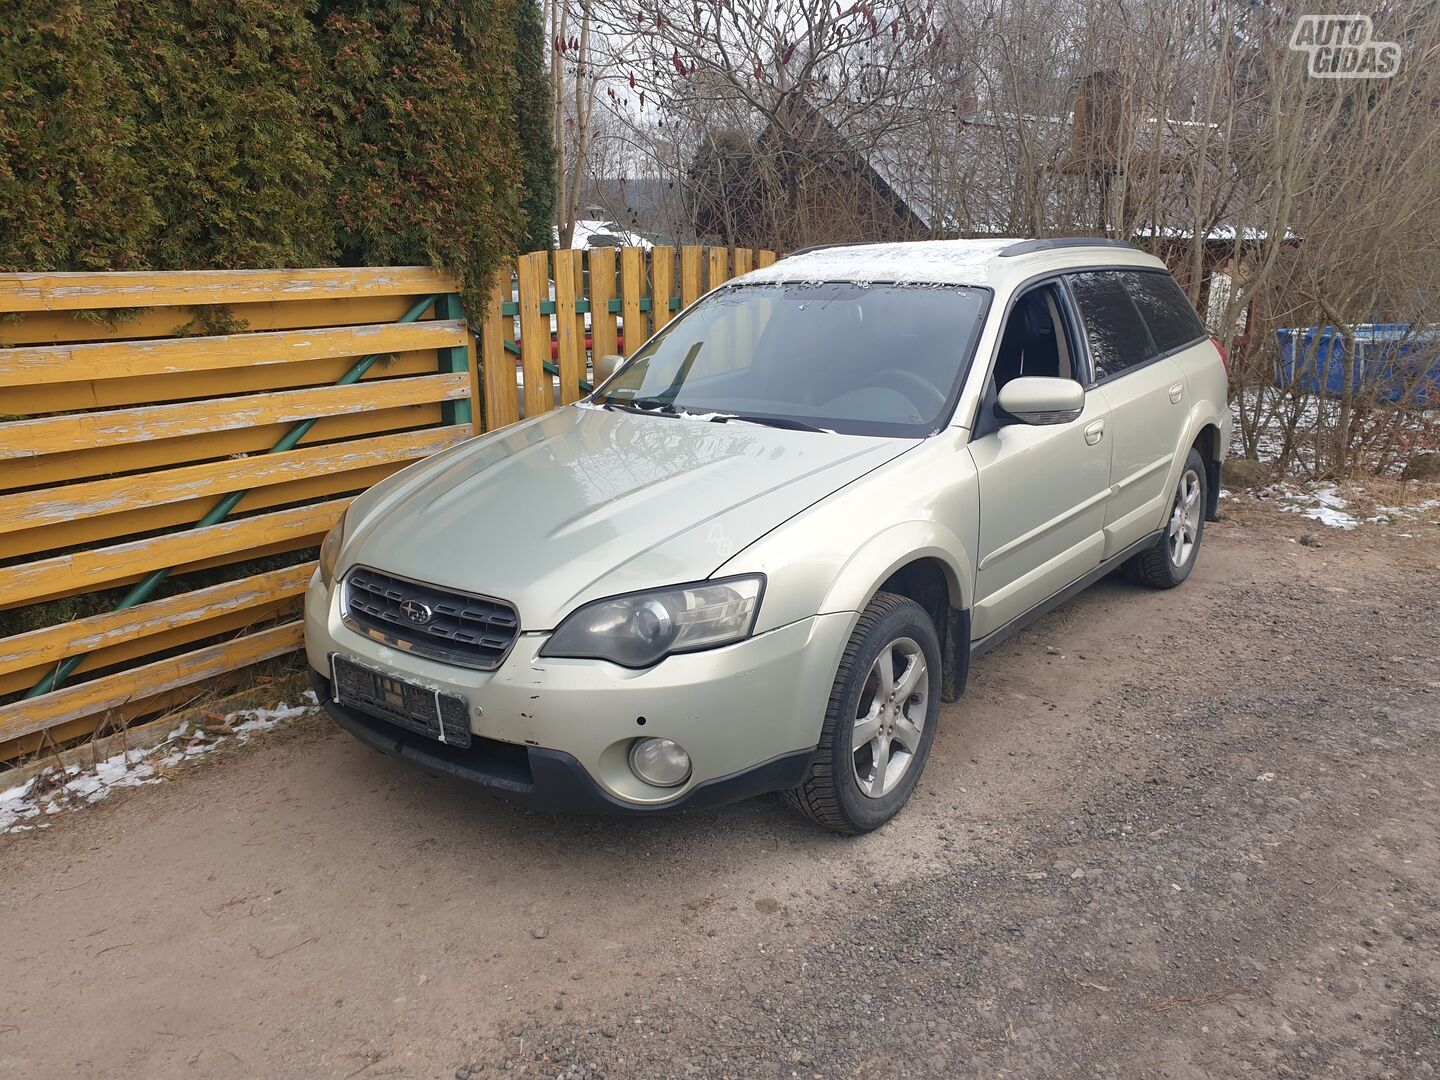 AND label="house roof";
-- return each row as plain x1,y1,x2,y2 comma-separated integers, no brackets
841,102,1270,242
